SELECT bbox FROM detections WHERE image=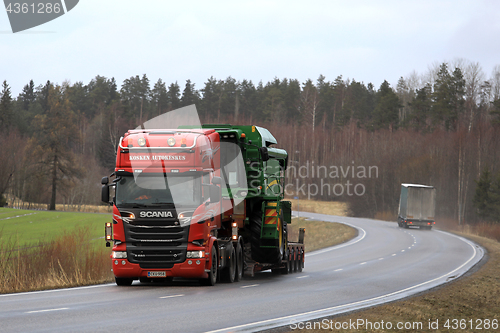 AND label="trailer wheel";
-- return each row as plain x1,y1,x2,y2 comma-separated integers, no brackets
201,245,217,286
293,248,299,273
288,248,294,273
279,249,290,274
235,241,244,281
221,246,236,283
297,249,303,272
115,277,133,286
